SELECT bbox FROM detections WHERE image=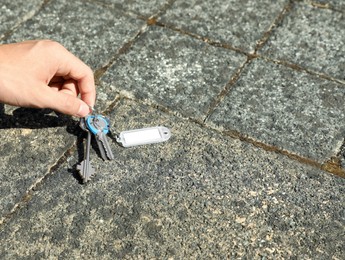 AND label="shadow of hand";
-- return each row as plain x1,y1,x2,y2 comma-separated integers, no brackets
0,104,75,130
